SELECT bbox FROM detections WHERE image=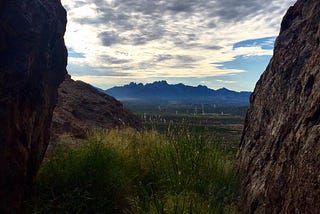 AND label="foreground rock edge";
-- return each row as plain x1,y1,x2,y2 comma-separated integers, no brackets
238,0,320,213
